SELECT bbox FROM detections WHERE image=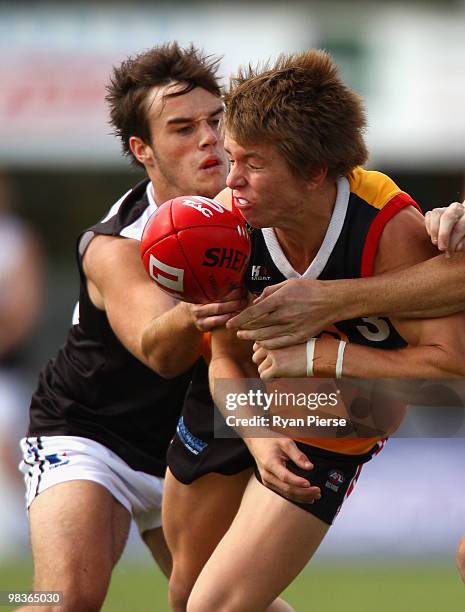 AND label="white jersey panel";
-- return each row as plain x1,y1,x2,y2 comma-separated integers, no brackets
120,182,158,240
262,176,350,280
